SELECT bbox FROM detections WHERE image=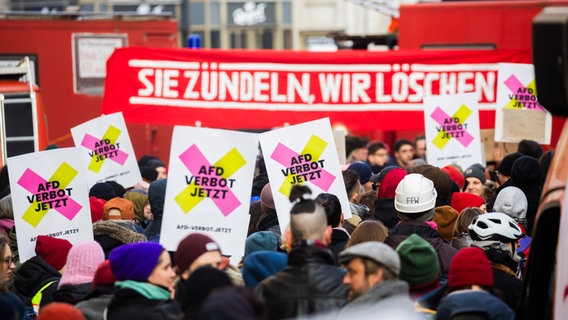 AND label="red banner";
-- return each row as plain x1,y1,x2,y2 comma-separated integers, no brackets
102,48,530,131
